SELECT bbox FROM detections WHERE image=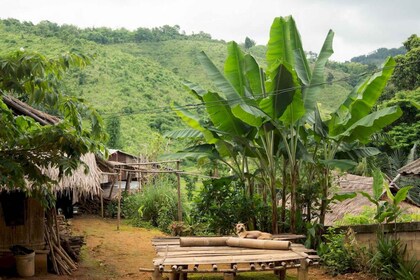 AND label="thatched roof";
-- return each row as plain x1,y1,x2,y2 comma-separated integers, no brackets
398,158,420,177
2,95,101,197
324,174,420,226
